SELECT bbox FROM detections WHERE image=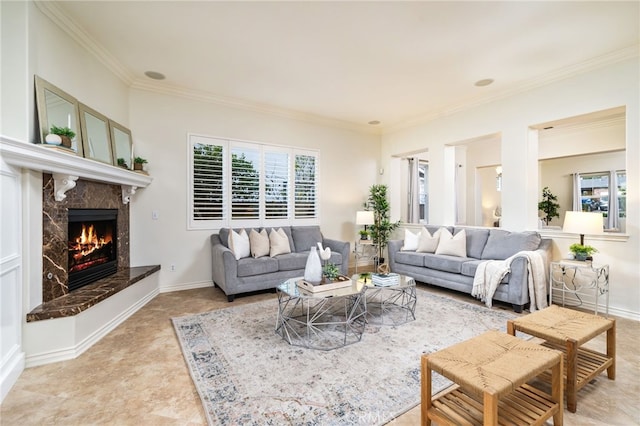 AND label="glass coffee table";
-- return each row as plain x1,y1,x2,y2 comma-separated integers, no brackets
275,277,367,350
360,273,417,326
